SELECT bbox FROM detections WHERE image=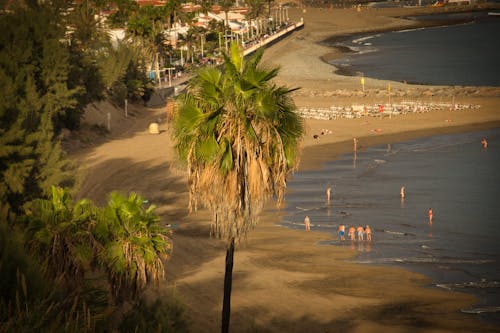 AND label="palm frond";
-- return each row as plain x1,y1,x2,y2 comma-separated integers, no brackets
173,42,304,242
